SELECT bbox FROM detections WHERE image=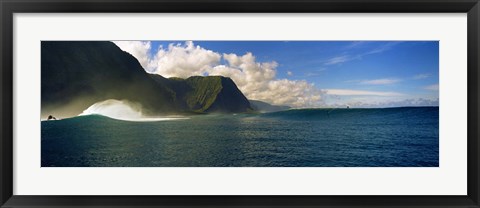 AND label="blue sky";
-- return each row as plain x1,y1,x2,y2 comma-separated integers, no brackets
114,41,439,108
